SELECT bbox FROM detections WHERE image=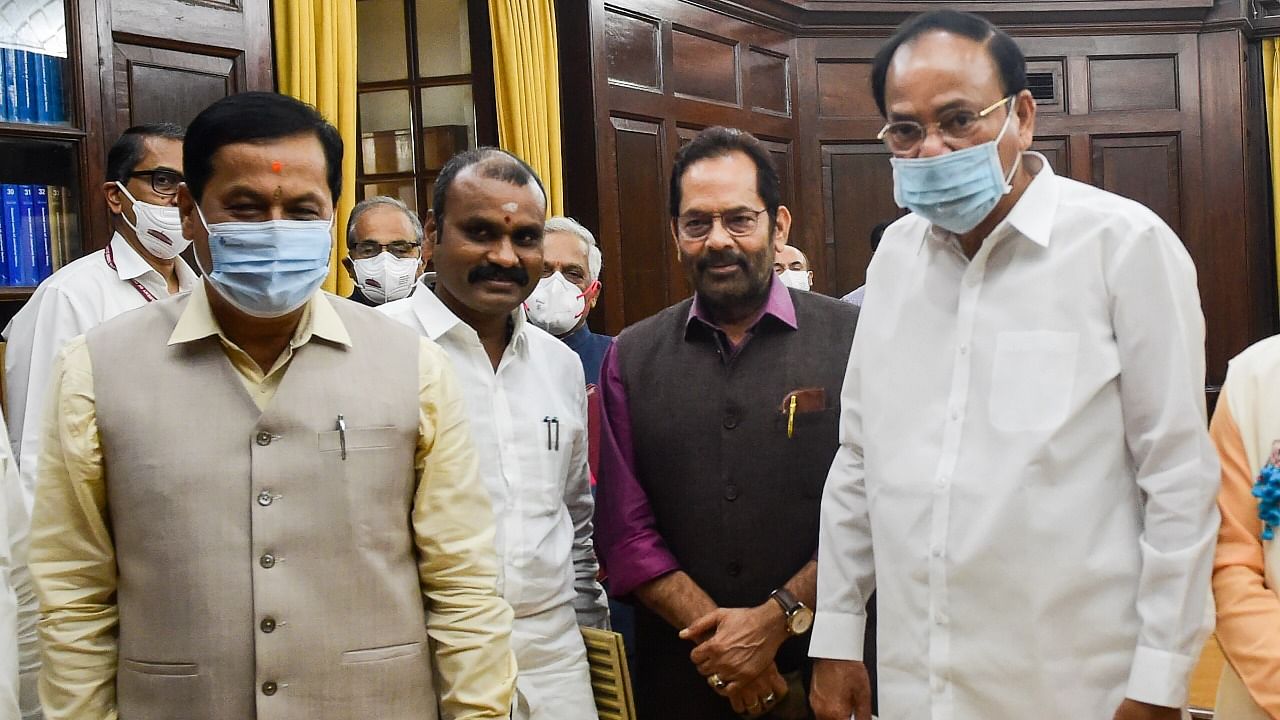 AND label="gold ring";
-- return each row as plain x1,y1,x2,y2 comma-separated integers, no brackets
707,673,726,689
764,692,776,704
